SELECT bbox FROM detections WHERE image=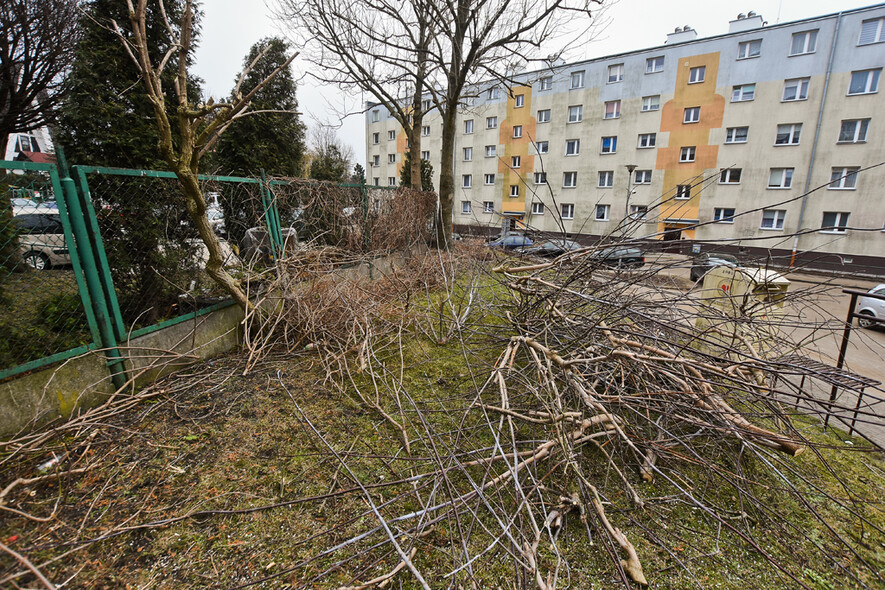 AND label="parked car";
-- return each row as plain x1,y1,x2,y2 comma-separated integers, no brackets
11,198,57,216
595,247,645,268
12,213,71,270
518,239,581,257
856,284,885,329
486,233,533,250
690,253,741,282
